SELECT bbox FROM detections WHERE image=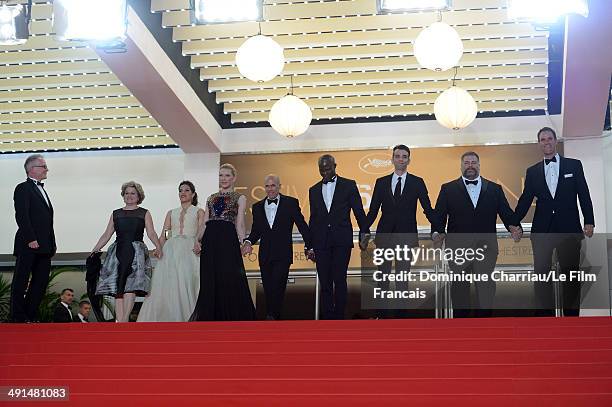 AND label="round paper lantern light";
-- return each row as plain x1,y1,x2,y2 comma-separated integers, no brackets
434,86,478,130
235,35,284,82
268,94,312,138
414,22,463,71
